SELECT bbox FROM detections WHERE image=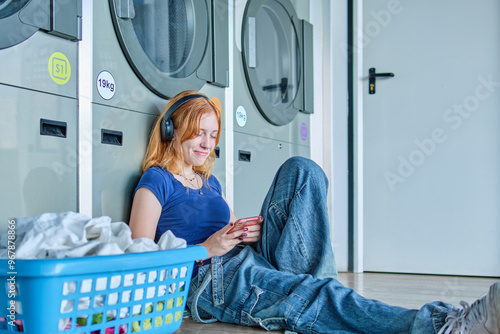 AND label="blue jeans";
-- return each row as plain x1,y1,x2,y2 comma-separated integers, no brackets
187,157,453,333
